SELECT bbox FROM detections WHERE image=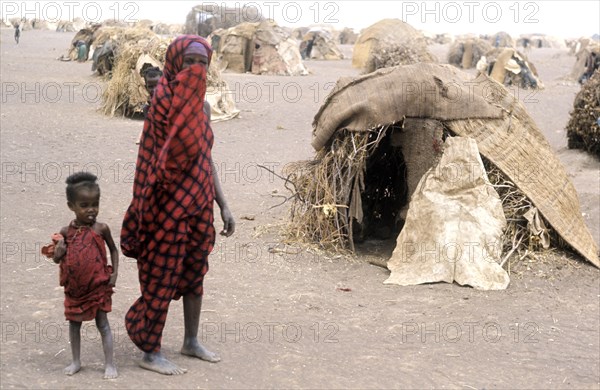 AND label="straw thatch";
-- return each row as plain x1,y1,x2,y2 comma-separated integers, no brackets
100,35,169,117
285,63,599,268
448,38,493,69
566,70,600,156
352,19,435,72
153,23,185,36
